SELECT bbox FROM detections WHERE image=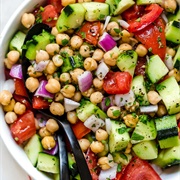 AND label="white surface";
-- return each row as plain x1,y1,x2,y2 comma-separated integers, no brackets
0,0,30,179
